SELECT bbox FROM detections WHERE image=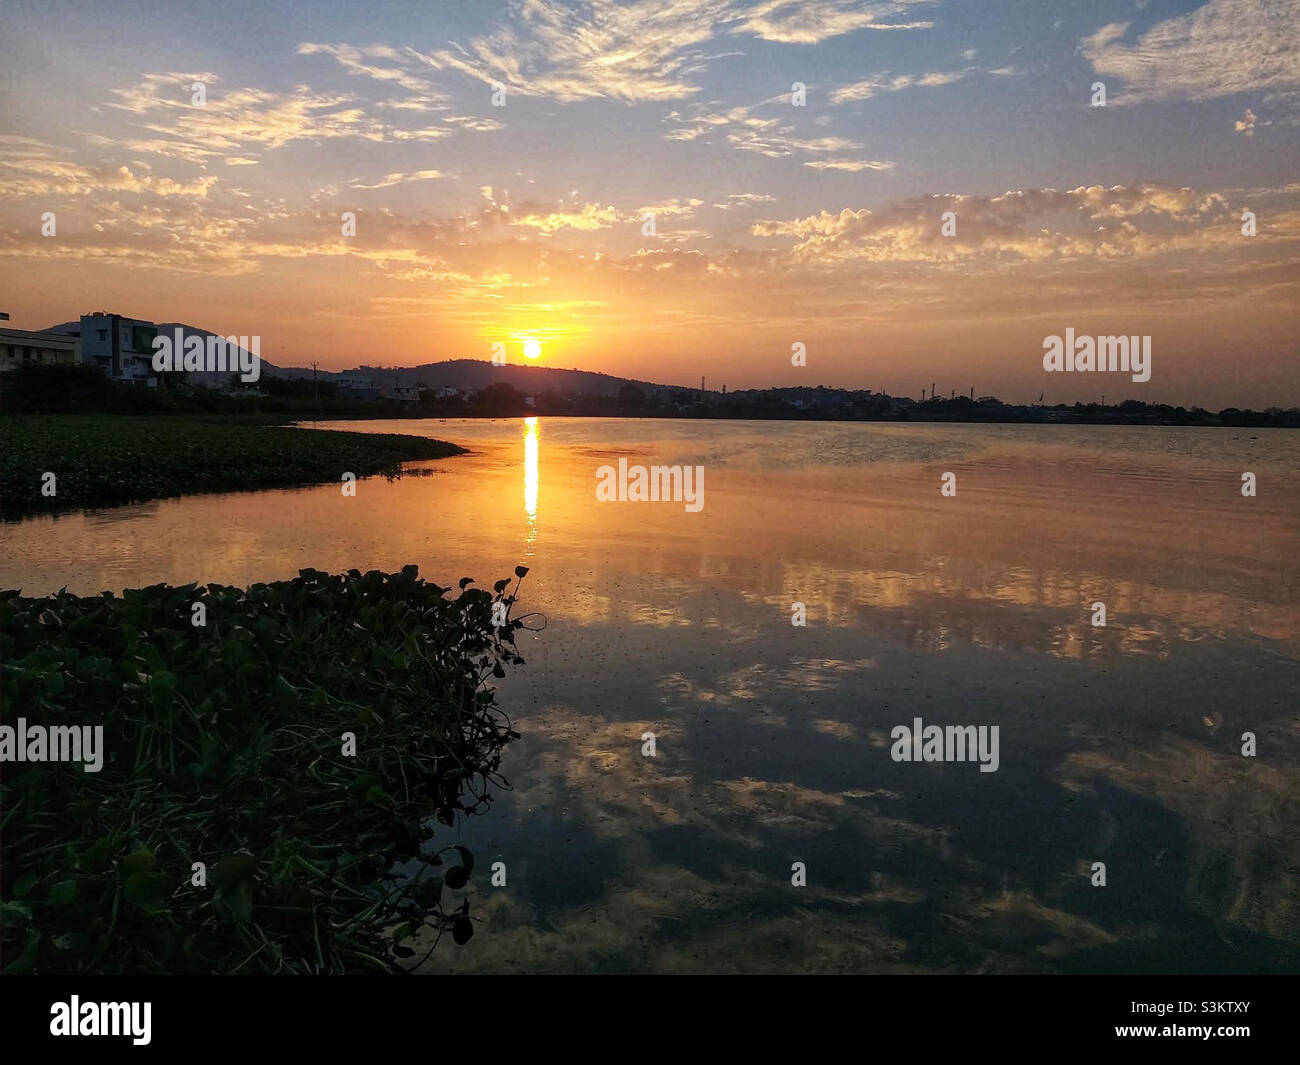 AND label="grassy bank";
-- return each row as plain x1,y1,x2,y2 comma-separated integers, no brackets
0,565,531,974
0,415,464,520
